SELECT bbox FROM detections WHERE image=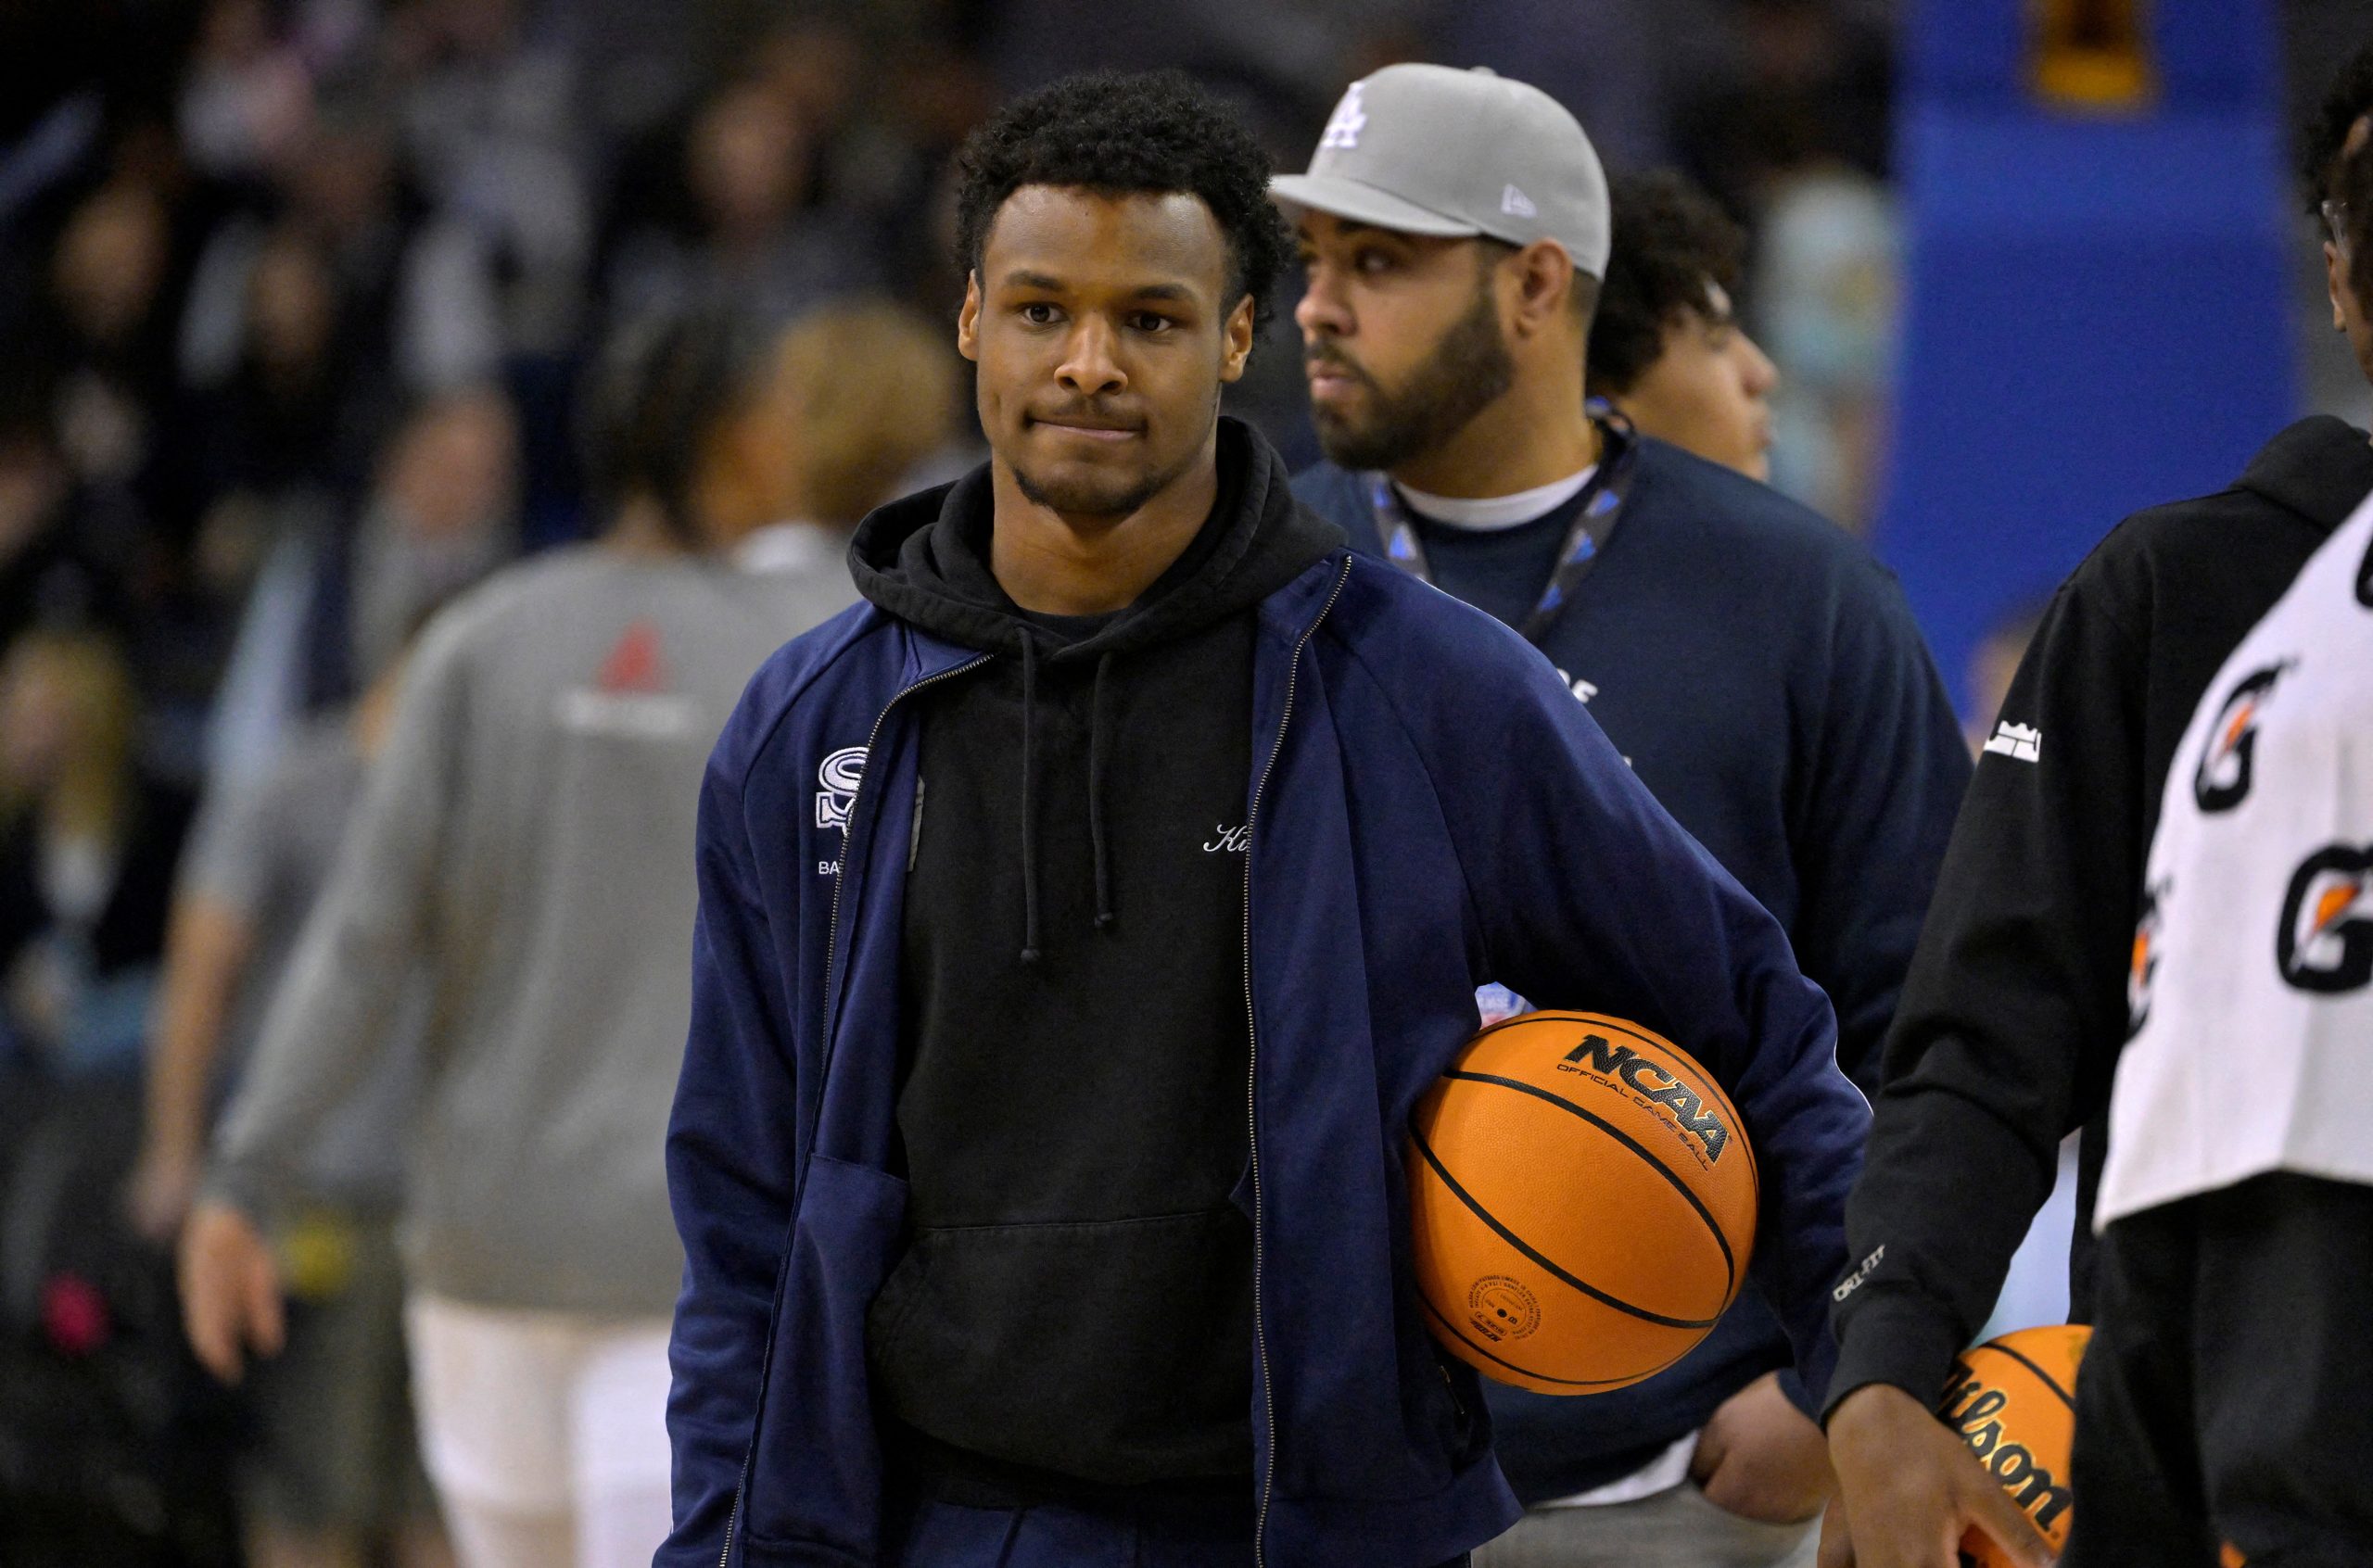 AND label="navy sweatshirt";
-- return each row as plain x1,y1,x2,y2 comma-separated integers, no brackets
1295,438,1970,1500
